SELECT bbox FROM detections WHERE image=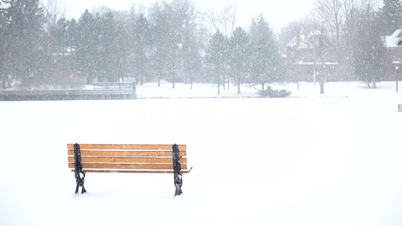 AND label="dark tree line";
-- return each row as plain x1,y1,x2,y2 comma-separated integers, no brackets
1,0,401,93
0,0,283,95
